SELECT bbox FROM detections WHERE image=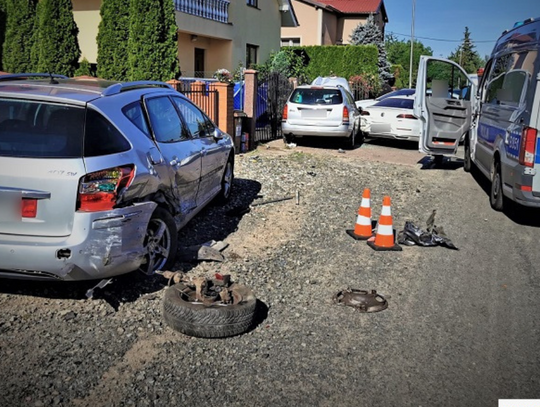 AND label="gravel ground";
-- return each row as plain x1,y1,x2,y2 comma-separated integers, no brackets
1,140,540,406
